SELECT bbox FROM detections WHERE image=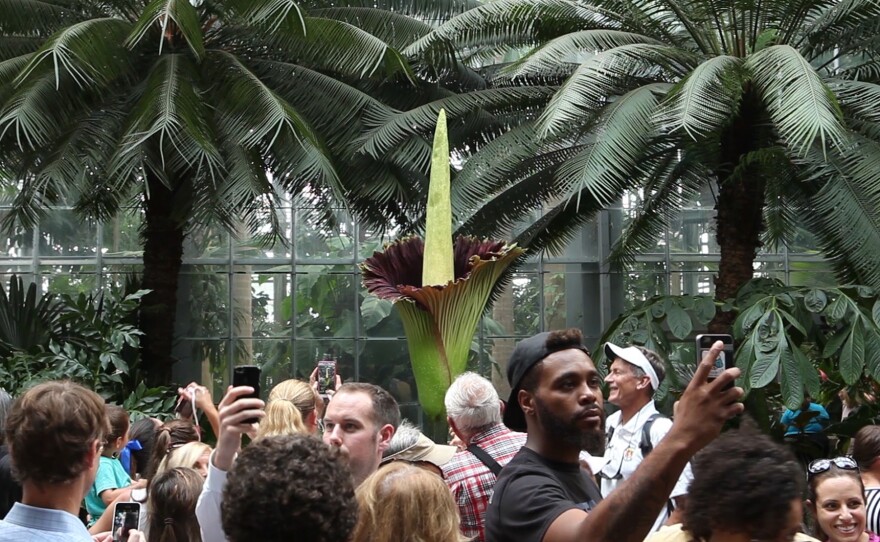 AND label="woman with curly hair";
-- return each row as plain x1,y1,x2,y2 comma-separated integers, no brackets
352,461,469,542
646,422,811,542
807,456,879,542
